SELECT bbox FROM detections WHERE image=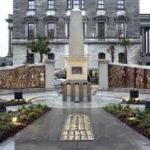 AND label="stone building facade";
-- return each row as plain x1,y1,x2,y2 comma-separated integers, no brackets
139,14,150,65
11,0,142,69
